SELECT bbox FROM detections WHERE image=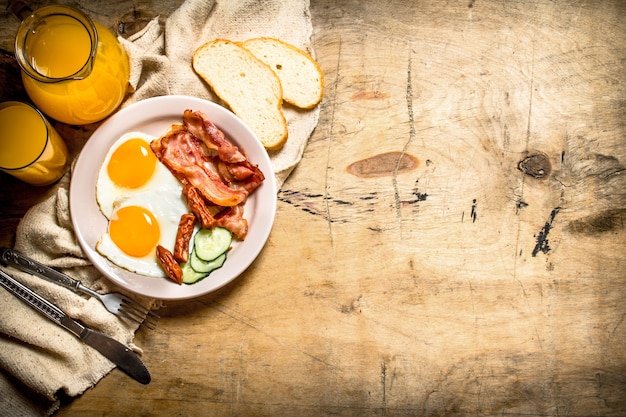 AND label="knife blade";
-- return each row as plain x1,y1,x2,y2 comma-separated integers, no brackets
0,268,151,384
